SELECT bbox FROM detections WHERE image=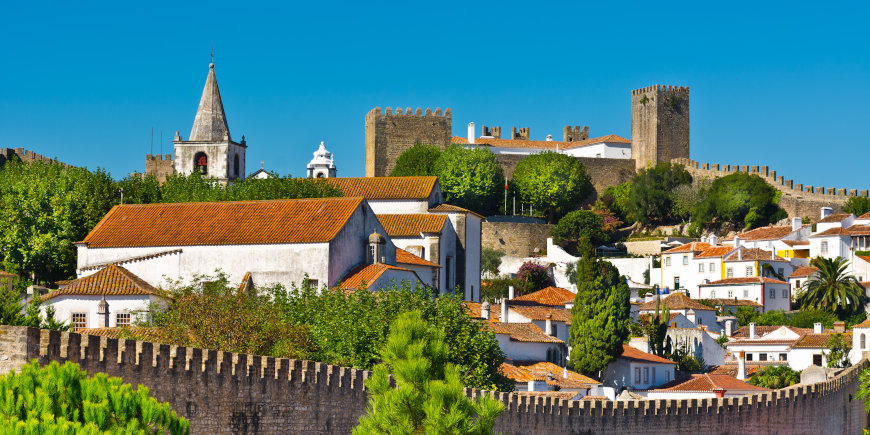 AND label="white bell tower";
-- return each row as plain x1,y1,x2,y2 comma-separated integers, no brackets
307,141,337,178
